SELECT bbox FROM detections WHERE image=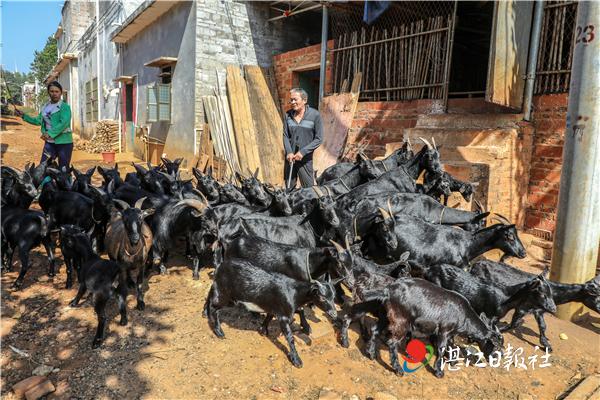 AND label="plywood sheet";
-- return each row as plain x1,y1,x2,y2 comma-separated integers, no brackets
313,92,360,173
226,65,262,180
244,65,284,185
